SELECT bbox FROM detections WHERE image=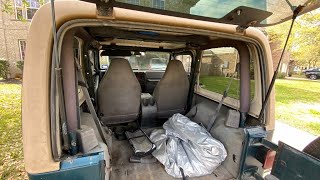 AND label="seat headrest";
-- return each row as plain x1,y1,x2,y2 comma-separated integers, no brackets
107,58,131,72
163,60,186,77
